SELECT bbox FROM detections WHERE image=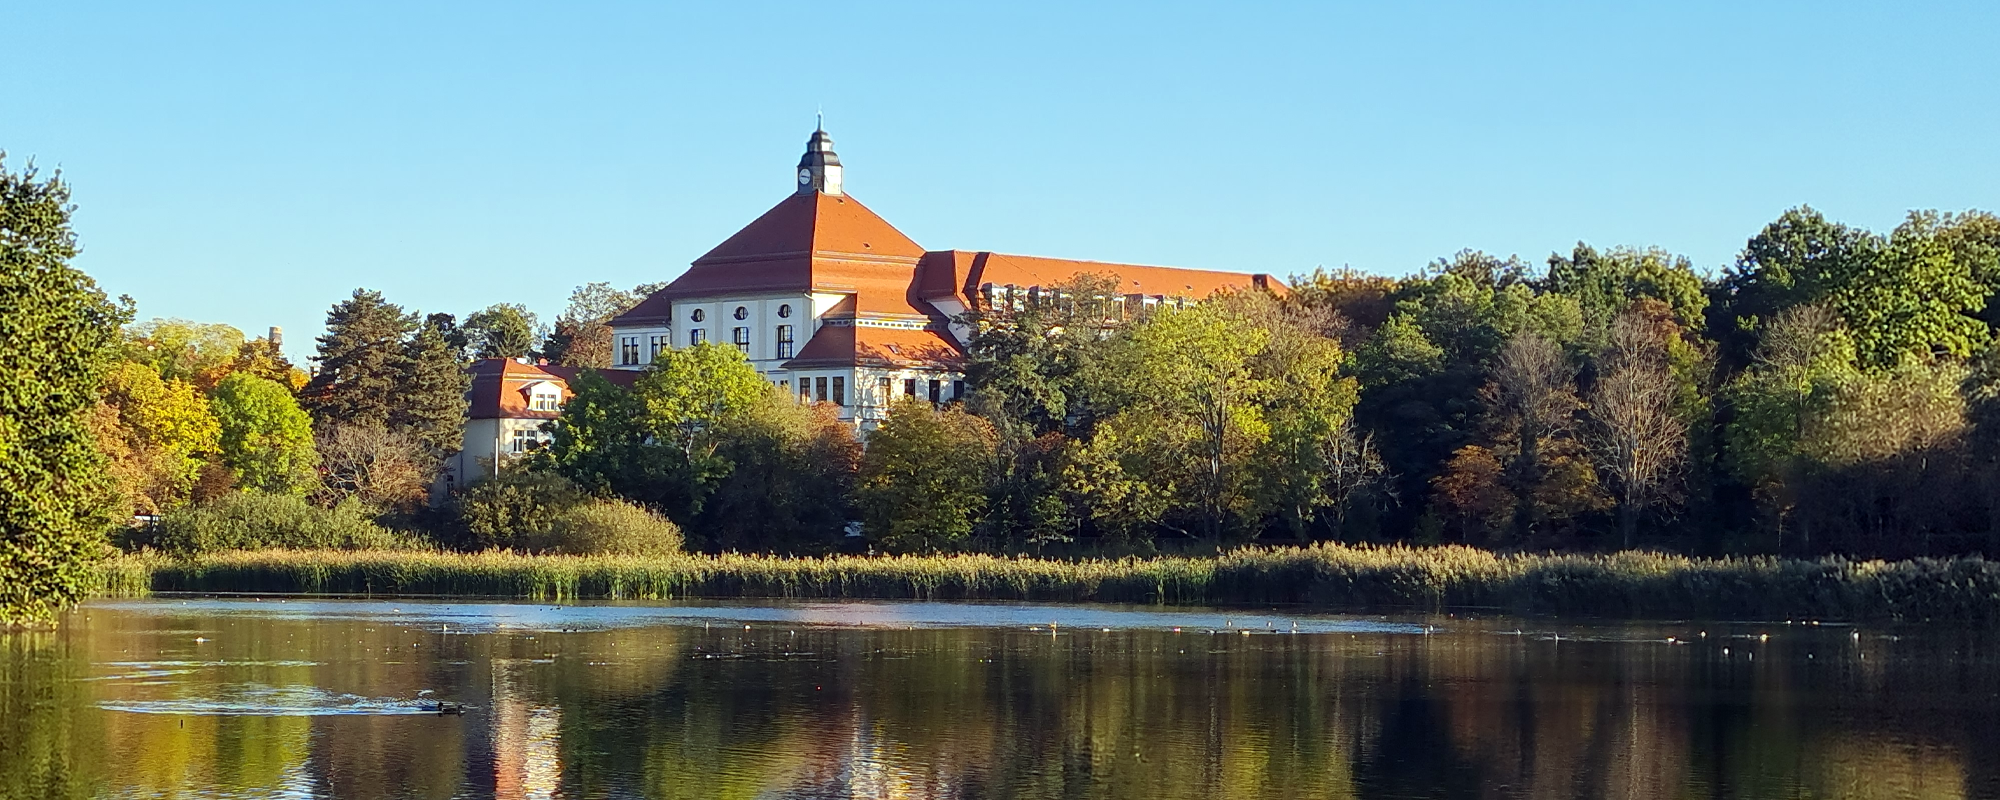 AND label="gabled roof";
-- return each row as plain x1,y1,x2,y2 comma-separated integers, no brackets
783,325,965,370
466,359,640,420
915,250,1285,312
